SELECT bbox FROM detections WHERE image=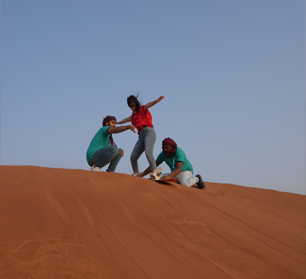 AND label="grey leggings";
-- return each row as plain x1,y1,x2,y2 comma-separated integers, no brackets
130,127,156,173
